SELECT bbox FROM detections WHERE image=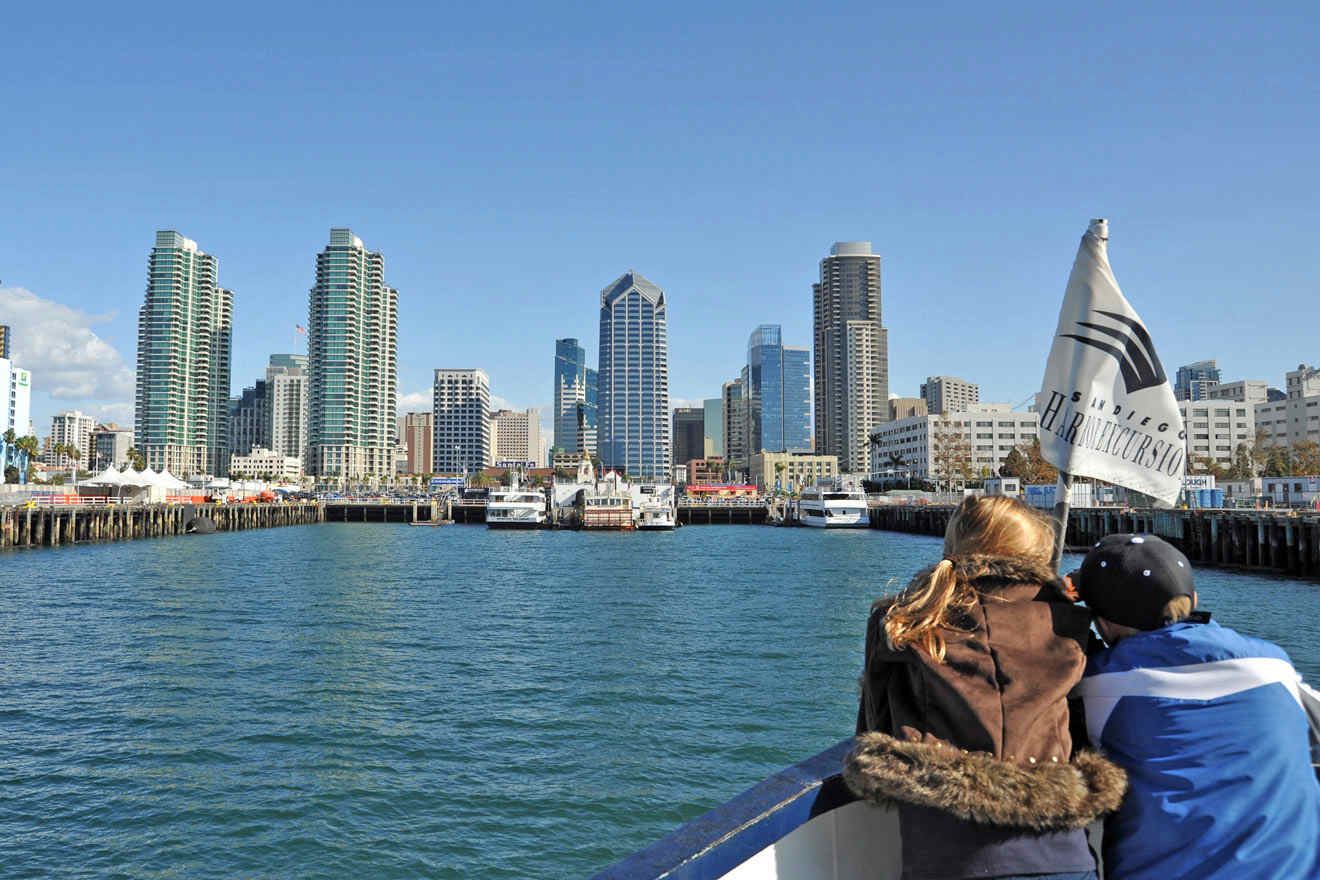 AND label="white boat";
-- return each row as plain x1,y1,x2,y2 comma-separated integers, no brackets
633,483,677,530
485,487,547,529
796,478,869,528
